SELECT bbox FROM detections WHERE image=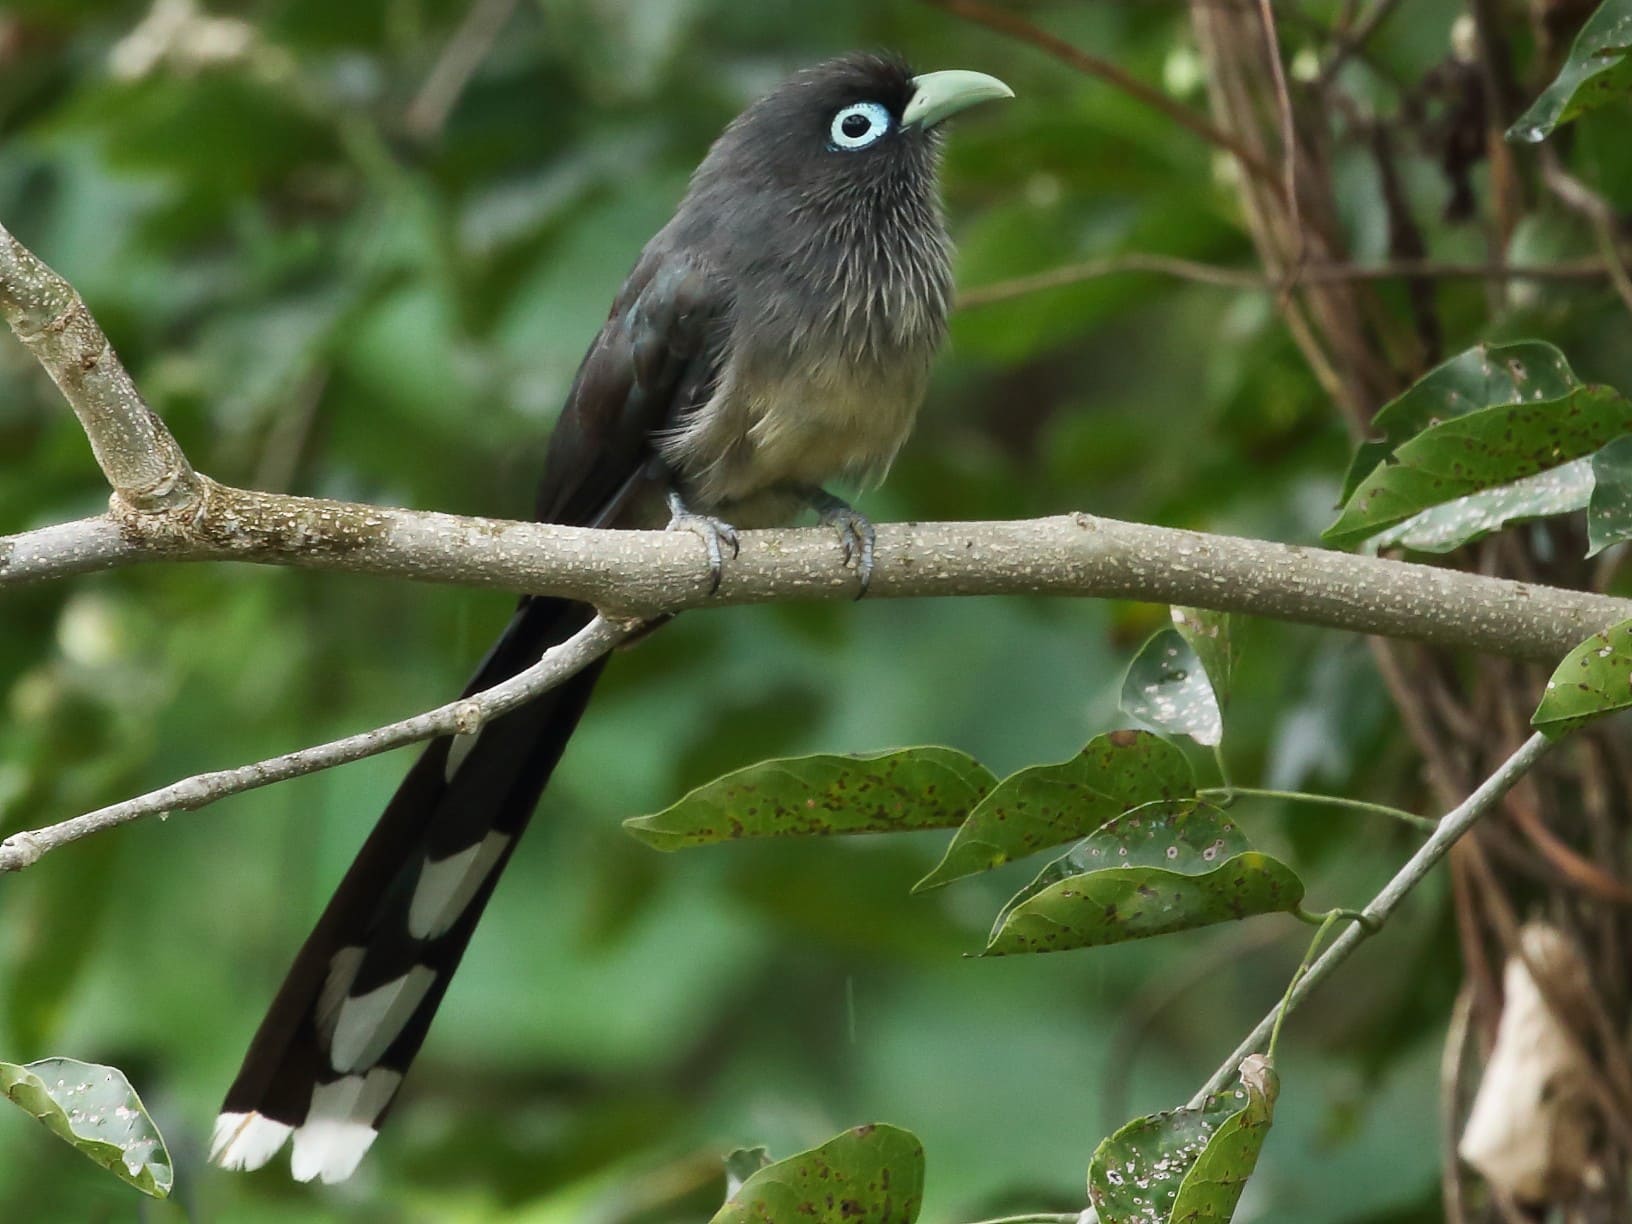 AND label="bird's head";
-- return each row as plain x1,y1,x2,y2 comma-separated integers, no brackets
690,52,1012,221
